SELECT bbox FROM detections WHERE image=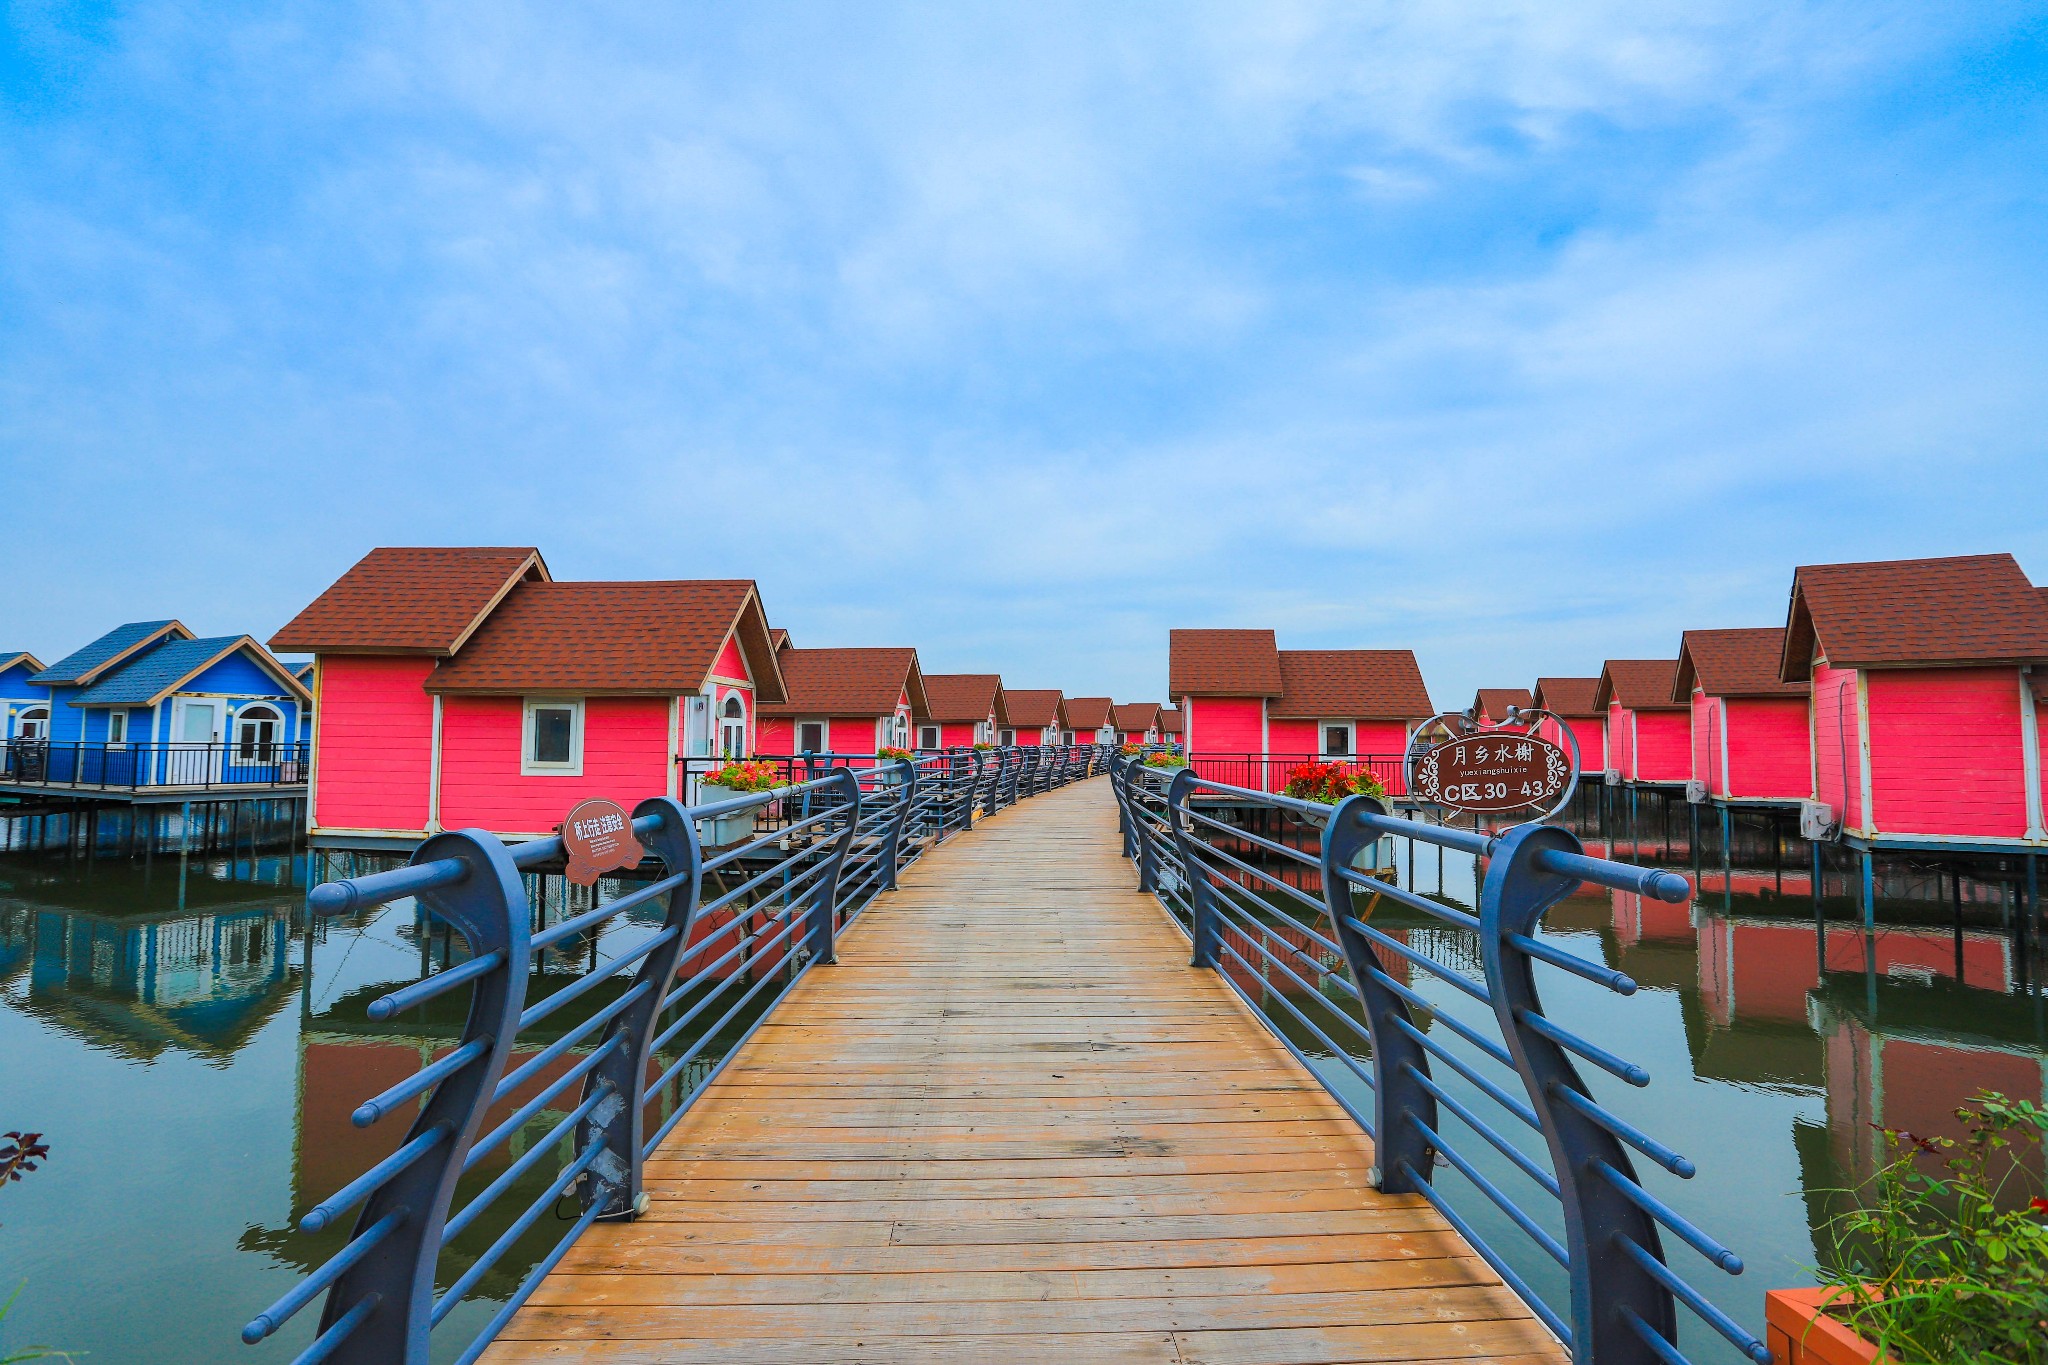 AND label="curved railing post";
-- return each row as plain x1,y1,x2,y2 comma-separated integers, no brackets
1110,758,1135,857
578,798,704,1222
807,770,862,966
311,830,531,1364
1322,797,1436,1190
1165,767,1216,968
880,759,914,889
1482,822,1673,1364
1133,771,1160,892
